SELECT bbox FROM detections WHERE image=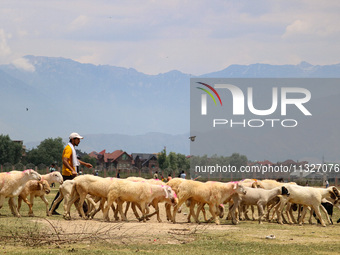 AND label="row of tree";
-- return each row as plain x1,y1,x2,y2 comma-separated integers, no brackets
0,134,246,176
0,135,189,172
0,135,97,168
